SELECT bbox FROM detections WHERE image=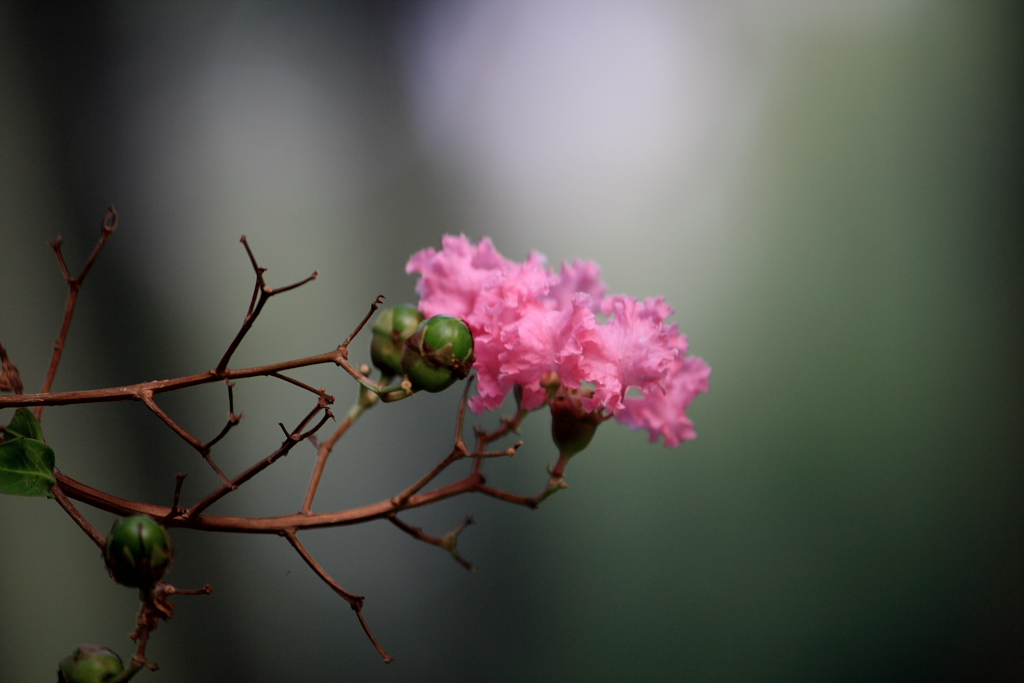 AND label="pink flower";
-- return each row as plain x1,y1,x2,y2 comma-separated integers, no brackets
406,236,709,446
